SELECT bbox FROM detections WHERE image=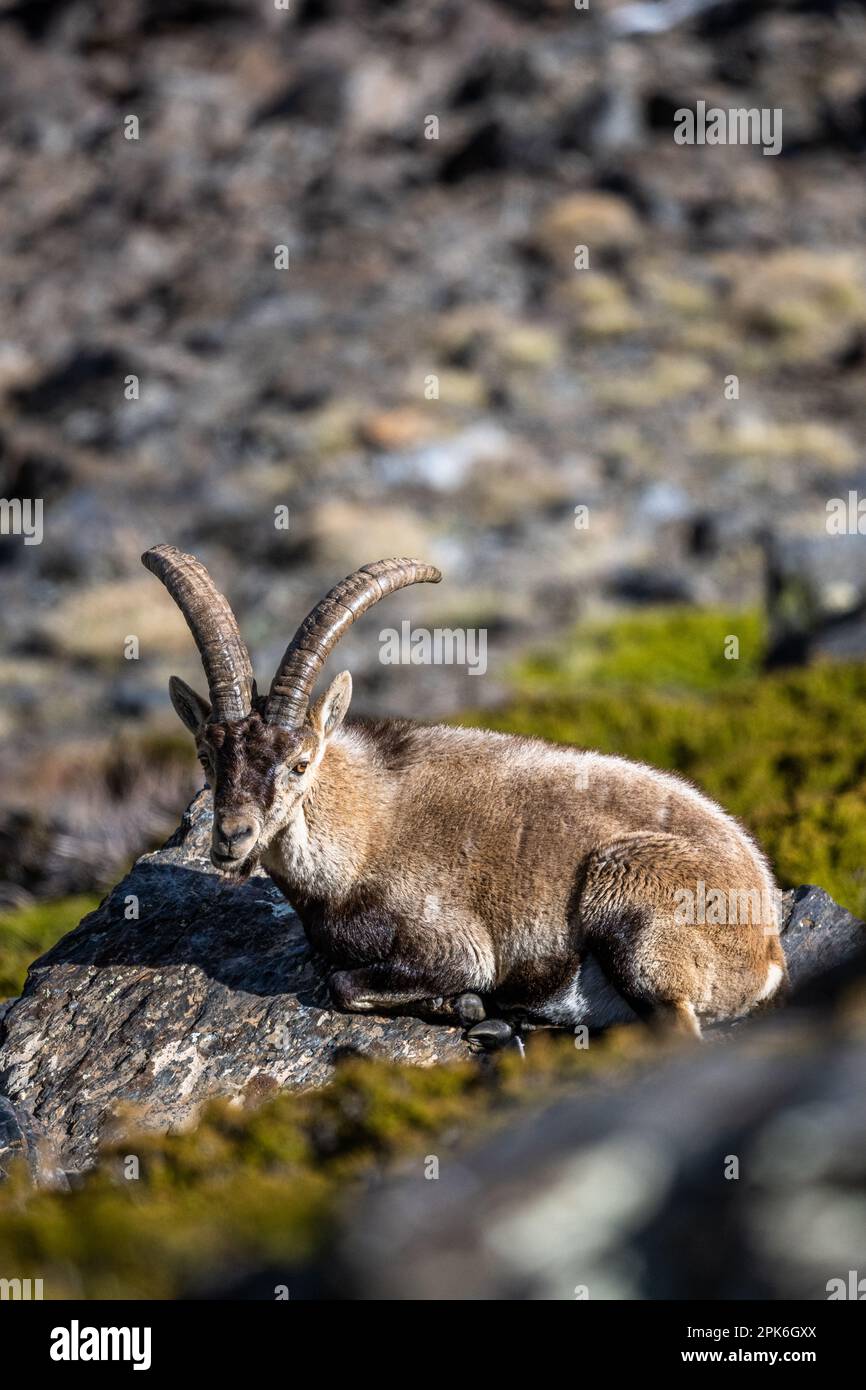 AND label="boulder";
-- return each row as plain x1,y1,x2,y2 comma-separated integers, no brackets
777,882,866,993
0,1091,67,1187
0,791,862,1183
0,1094,35,1181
